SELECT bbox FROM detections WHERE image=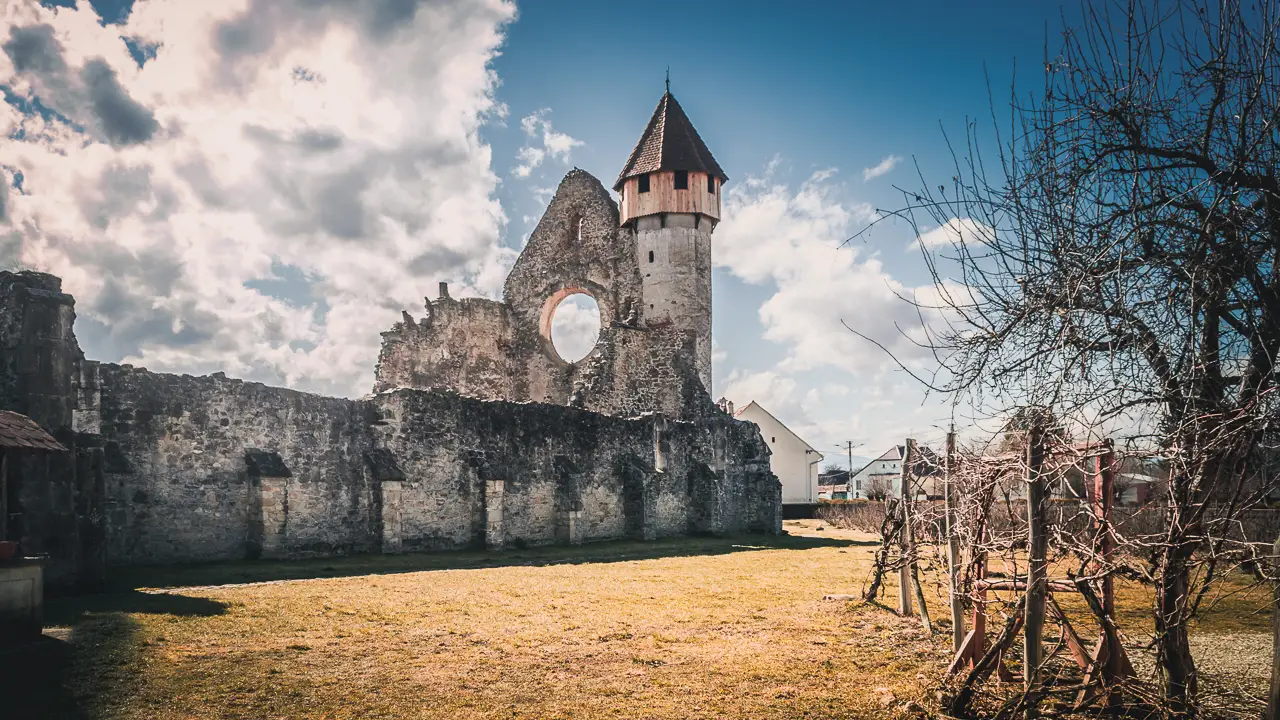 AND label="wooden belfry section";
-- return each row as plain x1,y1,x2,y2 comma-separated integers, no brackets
944,436,1134,713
